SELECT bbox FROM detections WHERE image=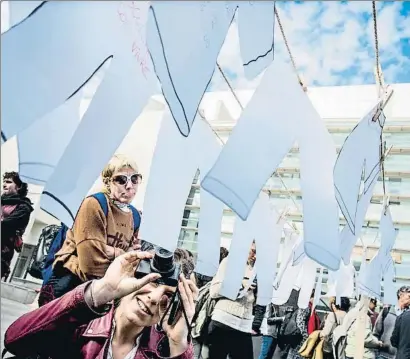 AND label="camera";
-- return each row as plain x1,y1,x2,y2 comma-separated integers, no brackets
135,246,181,287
